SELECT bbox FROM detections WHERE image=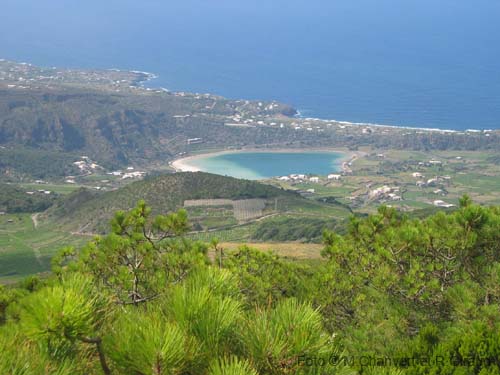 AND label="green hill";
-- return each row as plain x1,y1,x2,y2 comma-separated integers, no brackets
44,172,349,234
